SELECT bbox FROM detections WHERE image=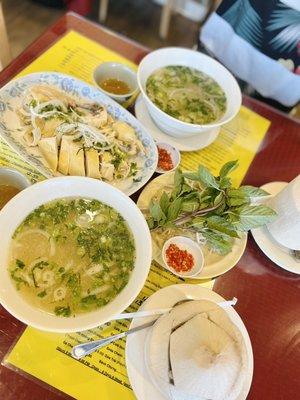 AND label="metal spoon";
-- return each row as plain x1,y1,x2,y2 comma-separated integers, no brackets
291,249,300,262
71,299,192,360
71,298,237,359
